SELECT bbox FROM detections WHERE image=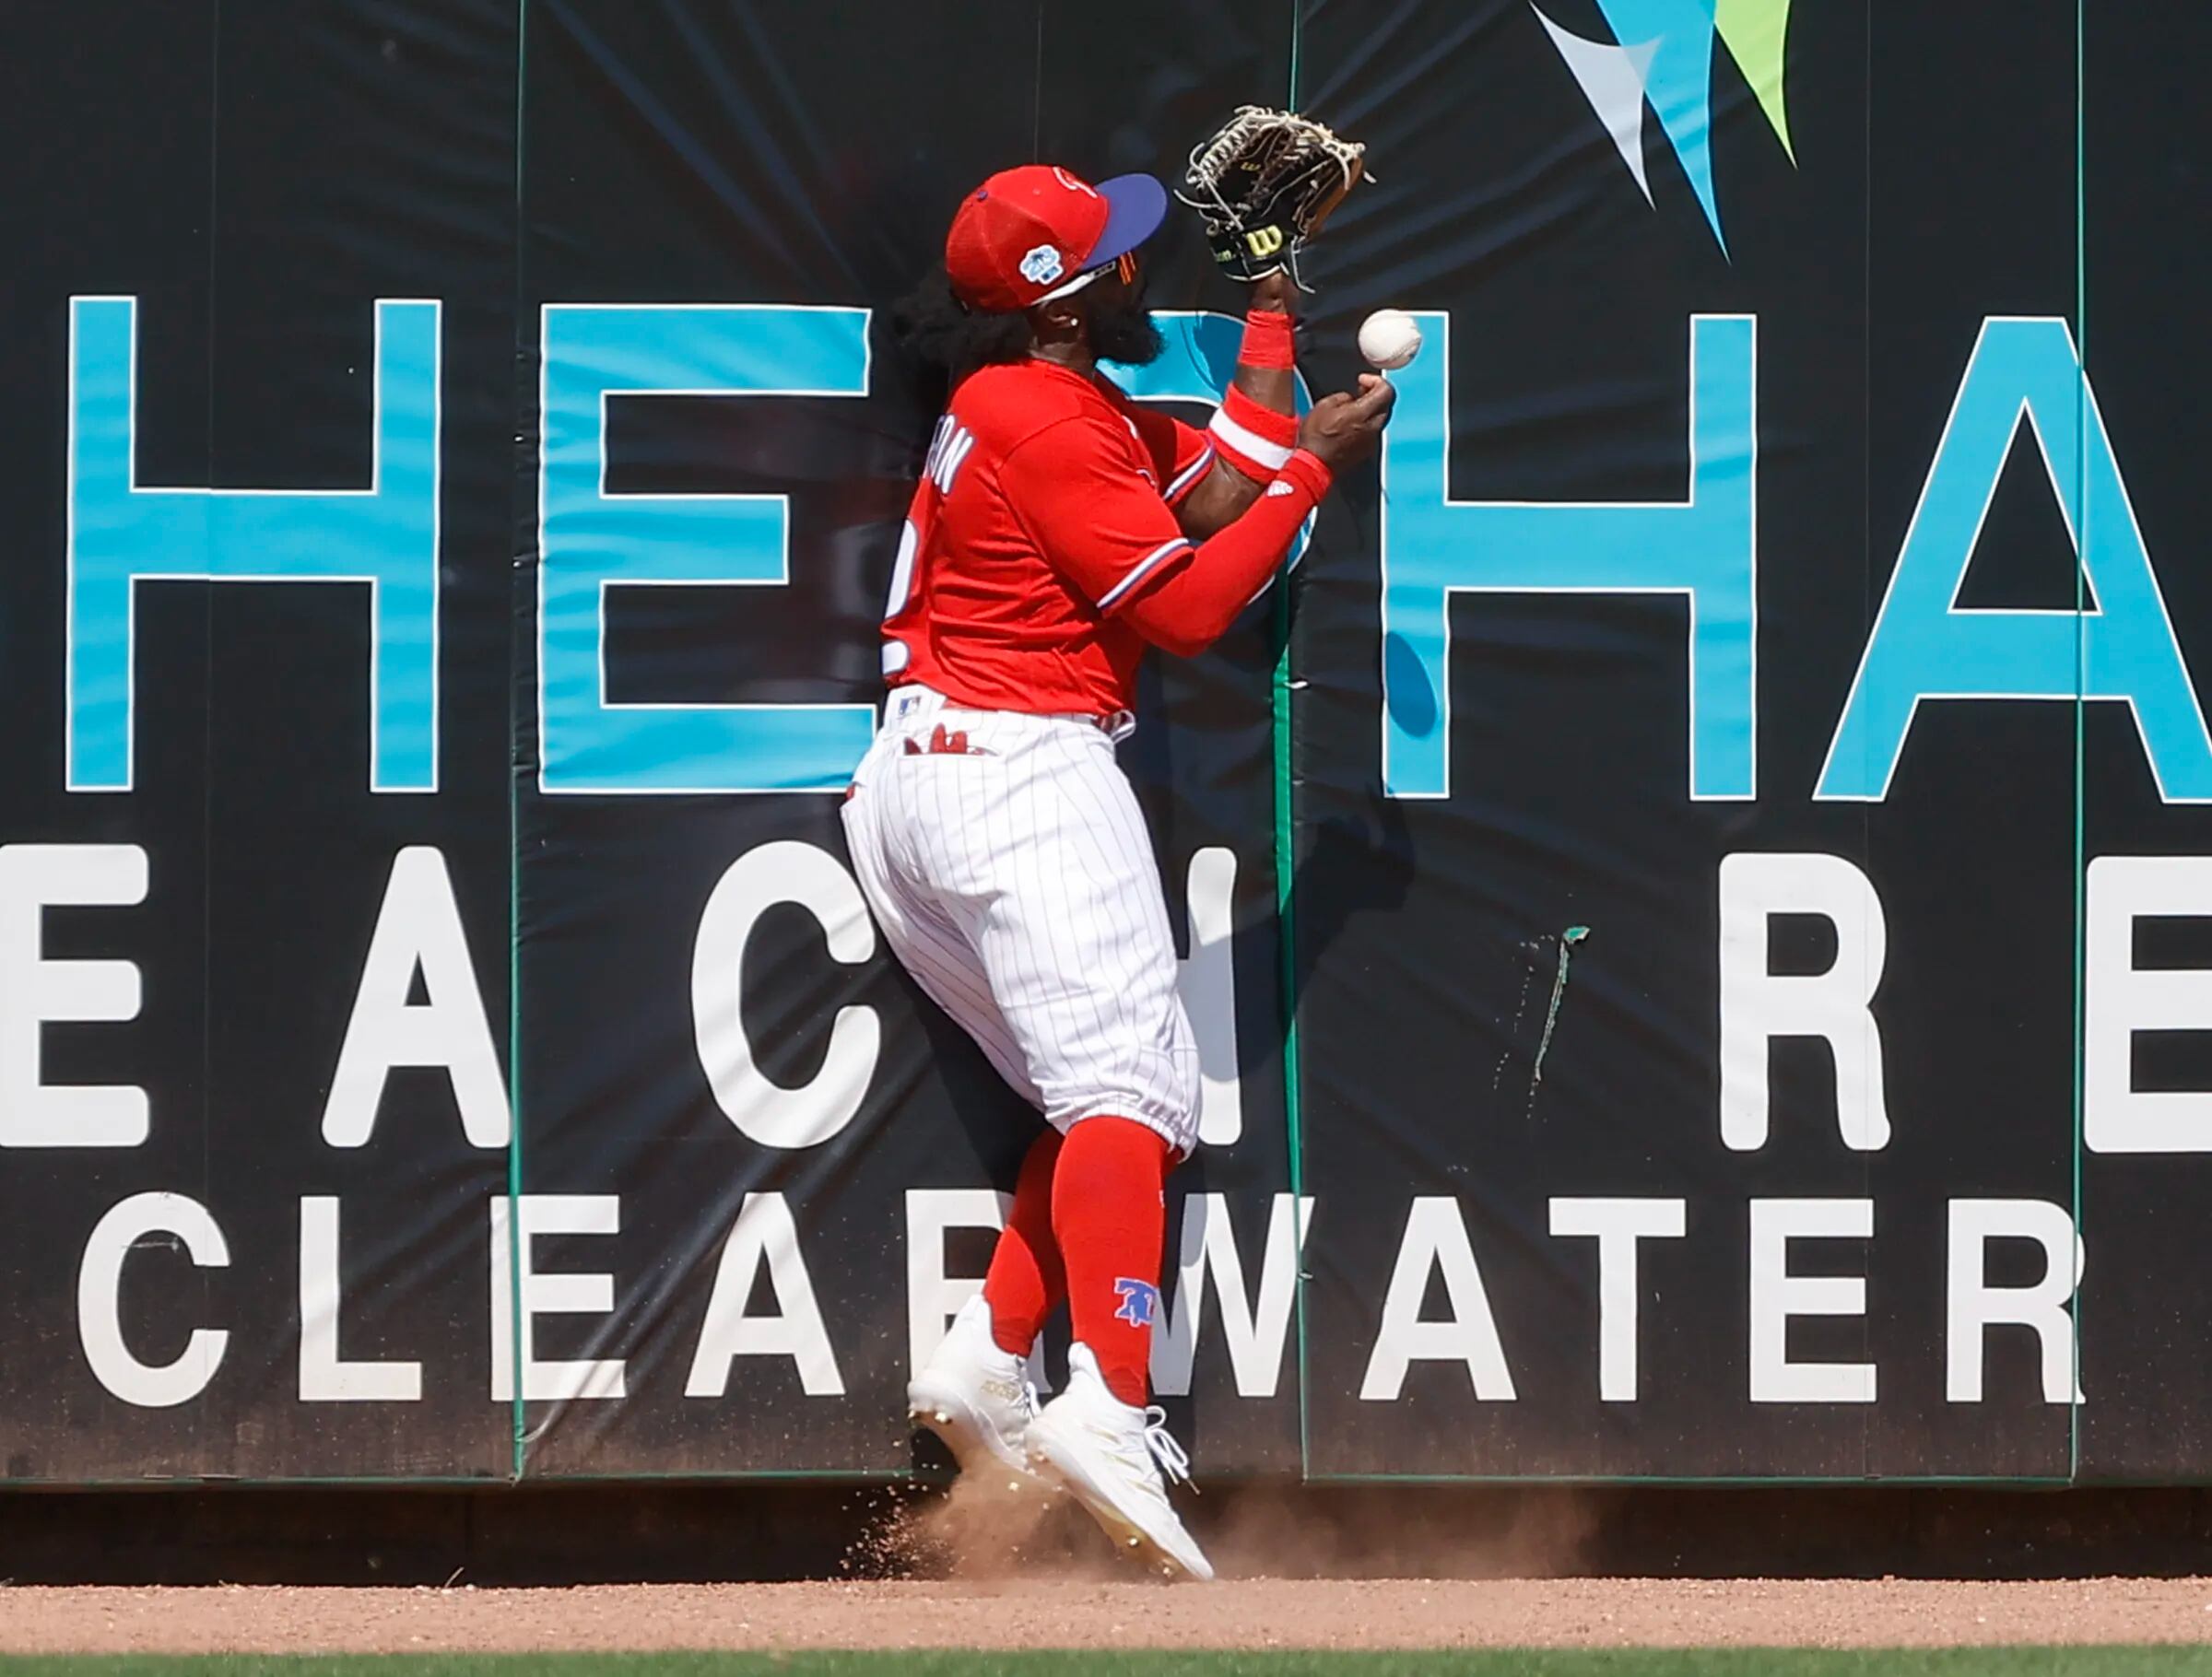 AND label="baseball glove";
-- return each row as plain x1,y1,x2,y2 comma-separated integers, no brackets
1175,105,1369,287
